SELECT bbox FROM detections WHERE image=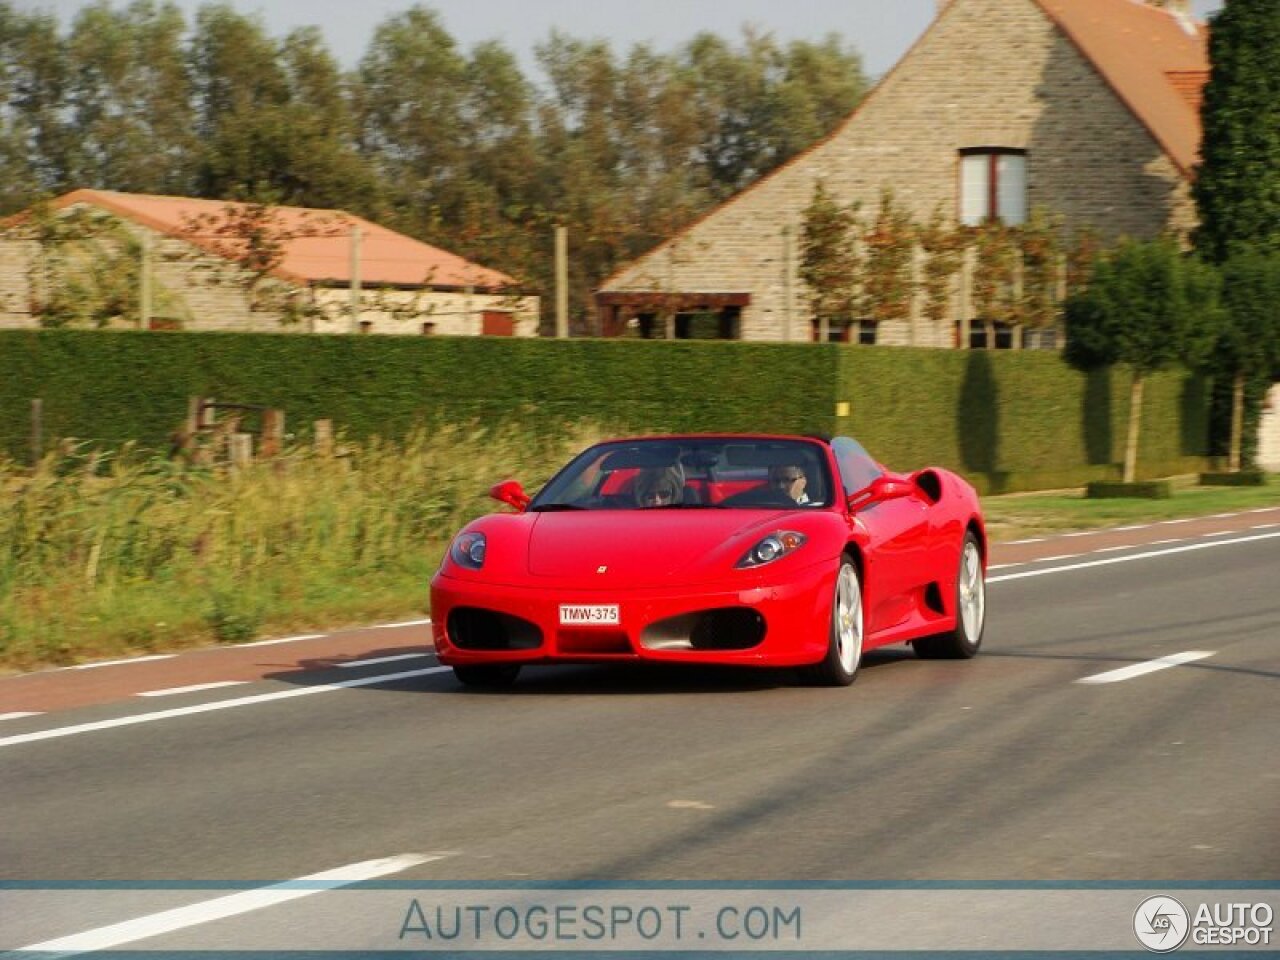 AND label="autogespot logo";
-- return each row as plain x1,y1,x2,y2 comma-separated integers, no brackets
1134,895,1191,952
